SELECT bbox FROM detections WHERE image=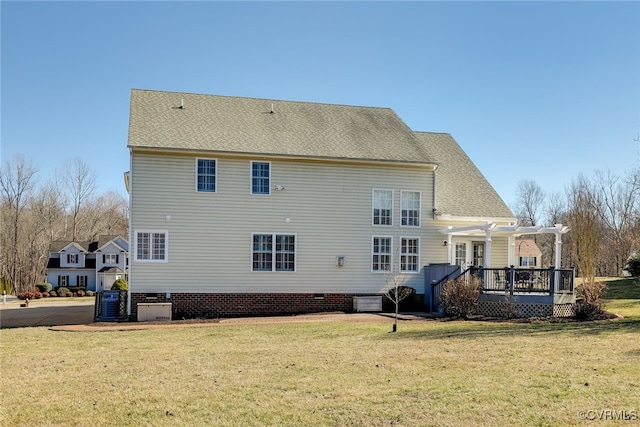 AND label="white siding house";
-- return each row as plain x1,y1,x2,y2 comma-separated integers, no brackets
46,236,128,292
127,89,517,319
